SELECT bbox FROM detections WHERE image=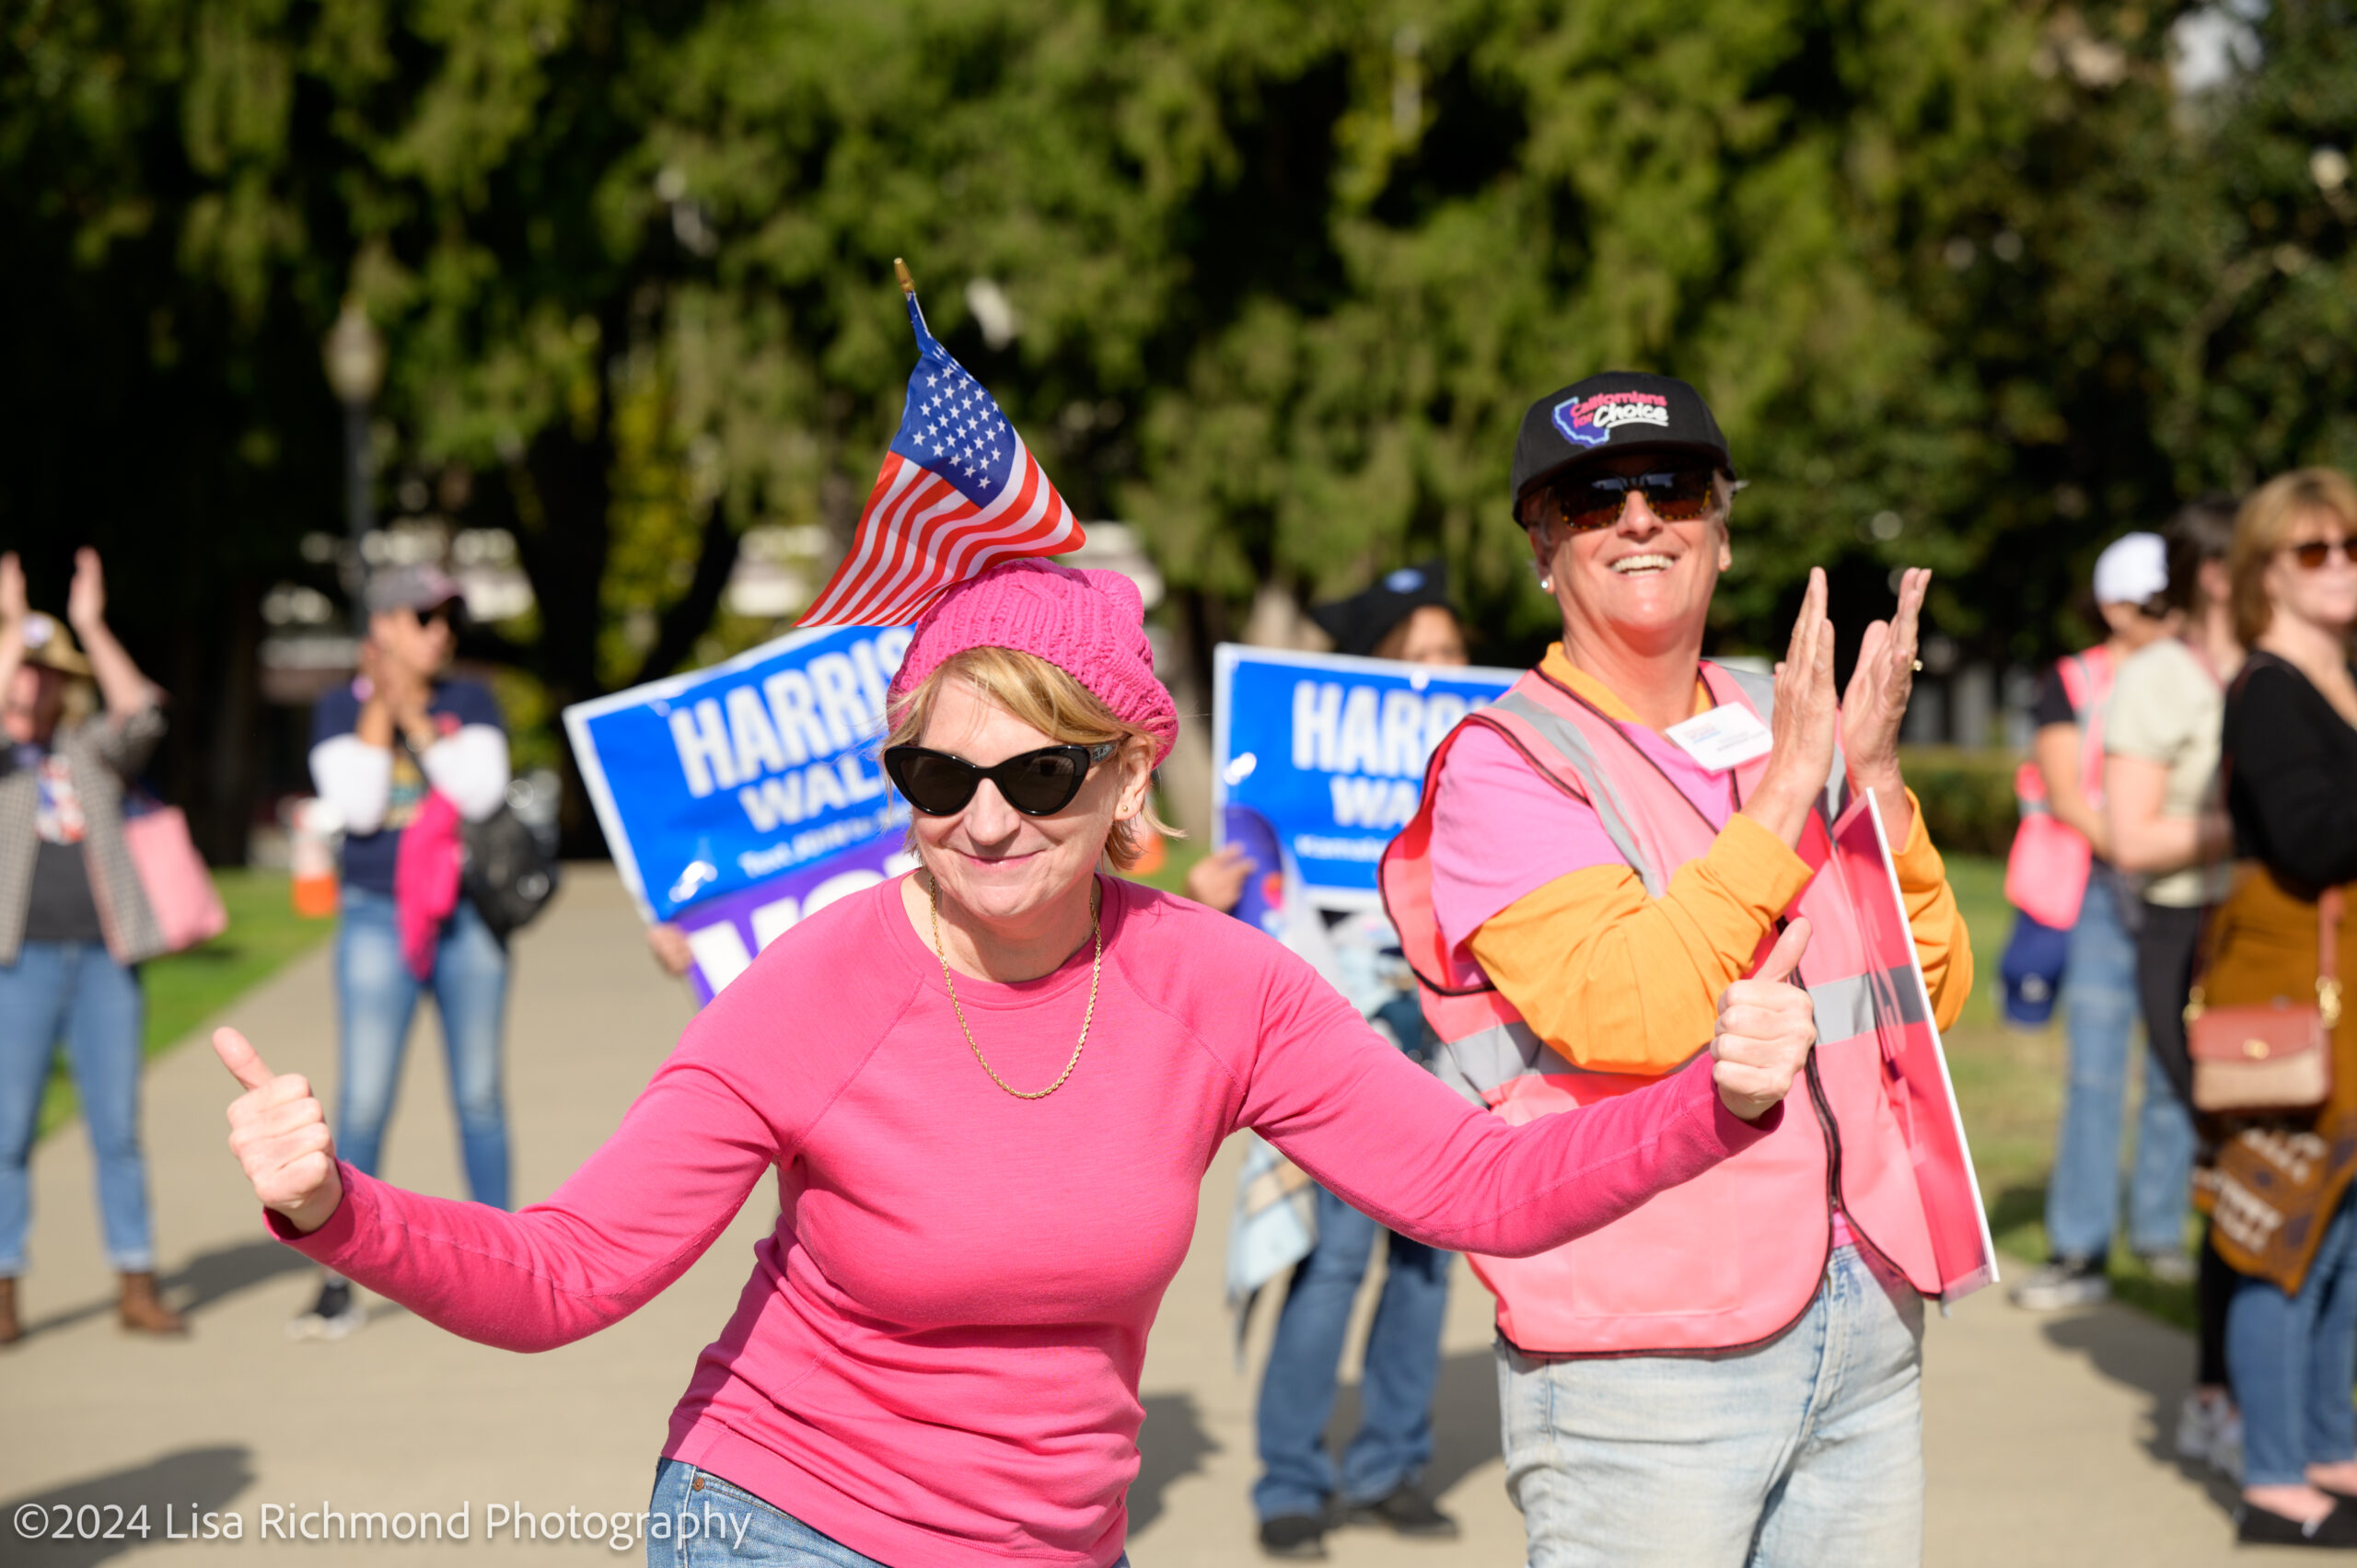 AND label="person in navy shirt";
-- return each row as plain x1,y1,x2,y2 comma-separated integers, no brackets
296,564,513,1338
